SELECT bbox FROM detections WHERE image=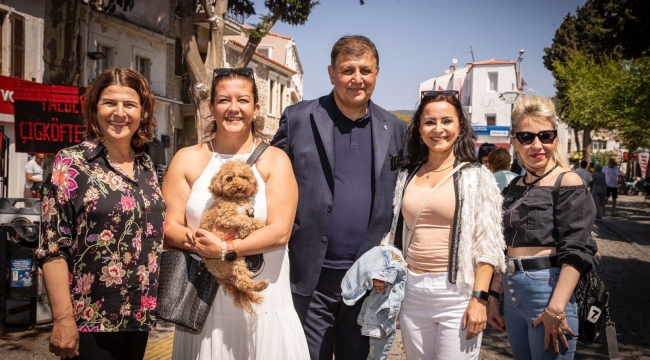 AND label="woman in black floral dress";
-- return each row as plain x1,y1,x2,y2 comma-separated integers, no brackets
37,68,166,359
